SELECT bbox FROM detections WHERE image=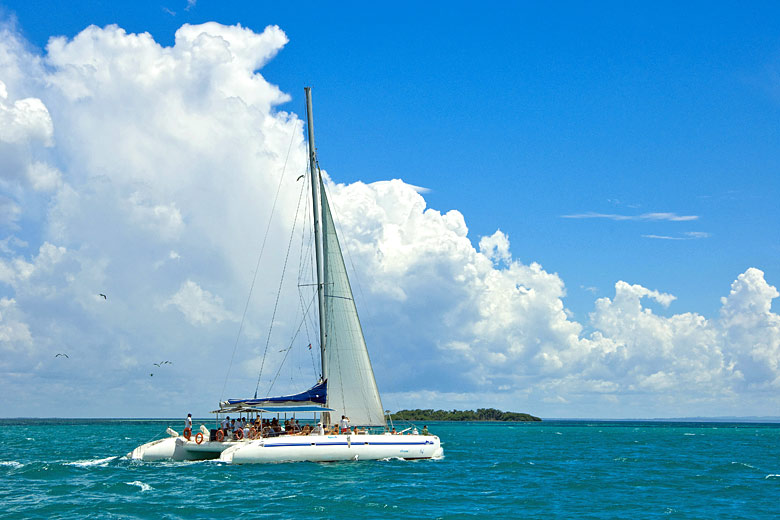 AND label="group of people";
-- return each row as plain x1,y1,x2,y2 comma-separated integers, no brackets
215,415,327,439
187,413,429,441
